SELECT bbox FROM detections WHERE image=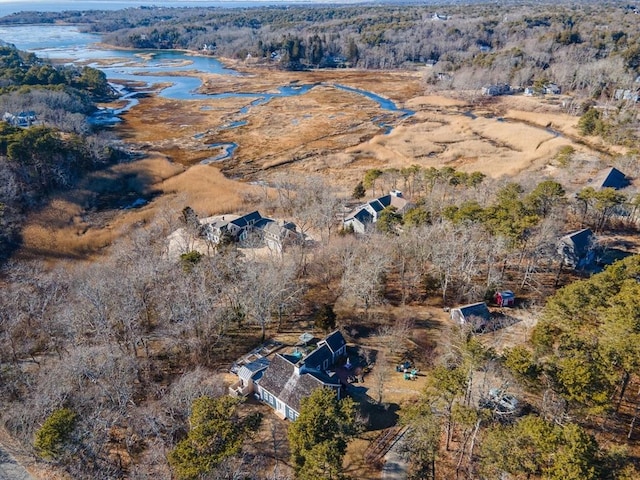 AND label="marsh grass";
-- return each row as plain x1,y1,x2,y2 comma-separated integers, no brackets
16,69,627,263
